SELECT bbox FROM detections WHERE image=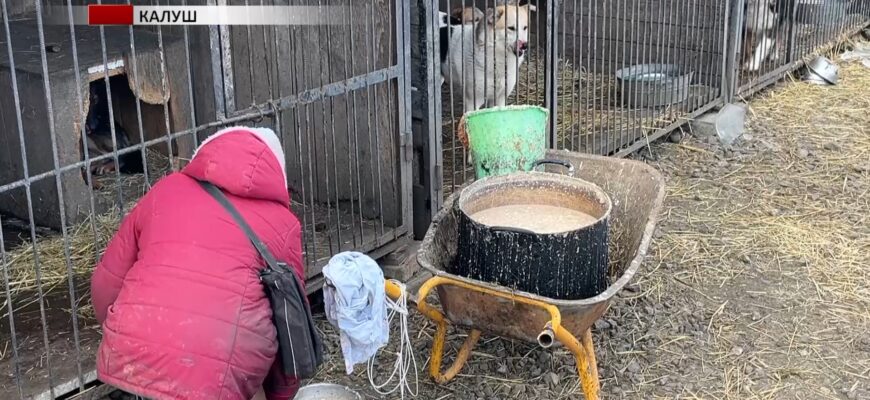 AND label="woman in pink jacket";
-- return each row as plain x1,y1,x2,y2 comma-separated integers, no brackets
91,127,303,400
